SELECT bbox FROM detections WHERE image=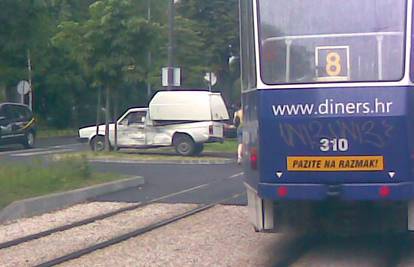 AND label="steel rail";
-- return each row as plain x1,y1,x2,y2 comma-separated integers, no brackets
34,193,245,267
0,171,238,250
